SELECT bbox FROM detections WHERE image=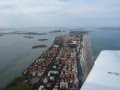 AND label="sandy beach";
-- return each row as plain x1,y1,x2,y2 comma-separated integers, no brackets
81,33,92,81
